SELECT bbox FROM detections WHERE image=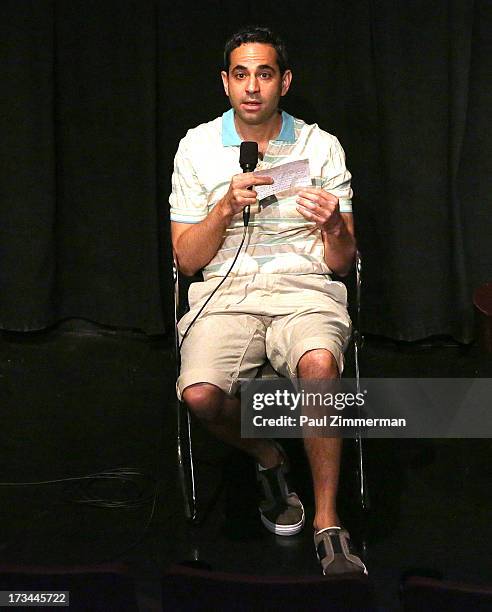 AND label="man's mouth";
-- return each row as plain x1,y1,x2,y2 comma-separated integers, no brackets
242,100,262,110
